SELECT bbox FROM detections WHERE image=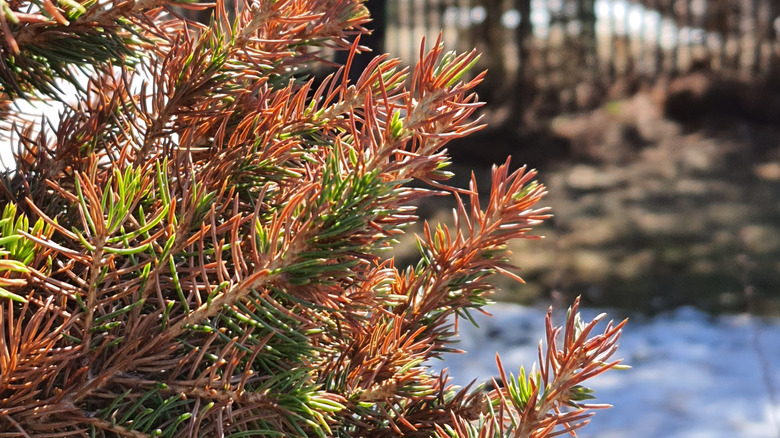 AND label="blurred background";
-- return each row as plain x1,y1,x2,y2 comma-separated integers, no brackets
349,0,780,315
